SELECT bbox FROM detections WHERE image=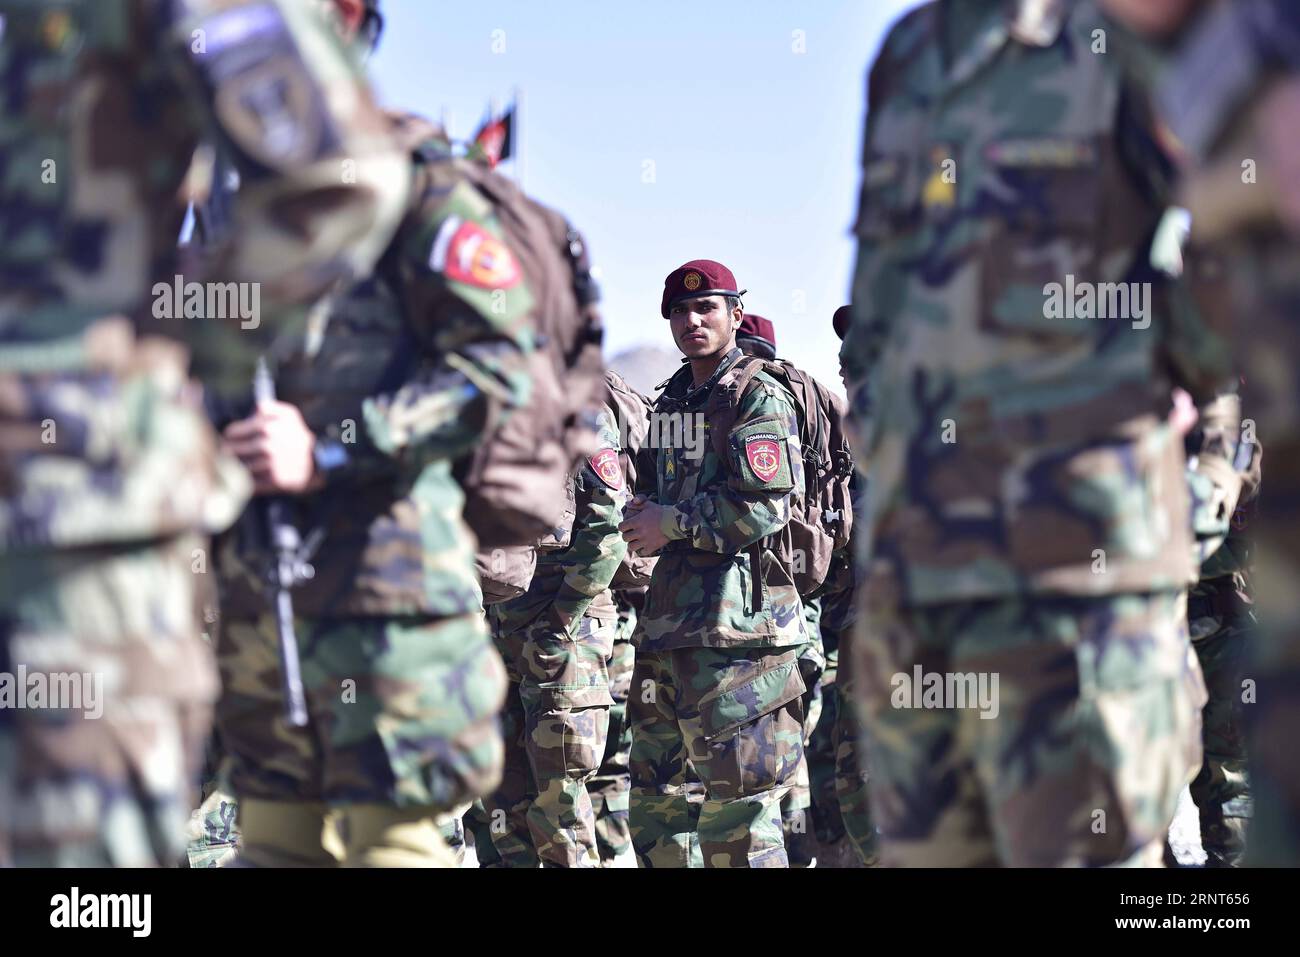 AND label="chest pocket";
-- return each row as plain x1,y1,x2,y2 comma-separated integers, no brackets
977,135,1105,341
